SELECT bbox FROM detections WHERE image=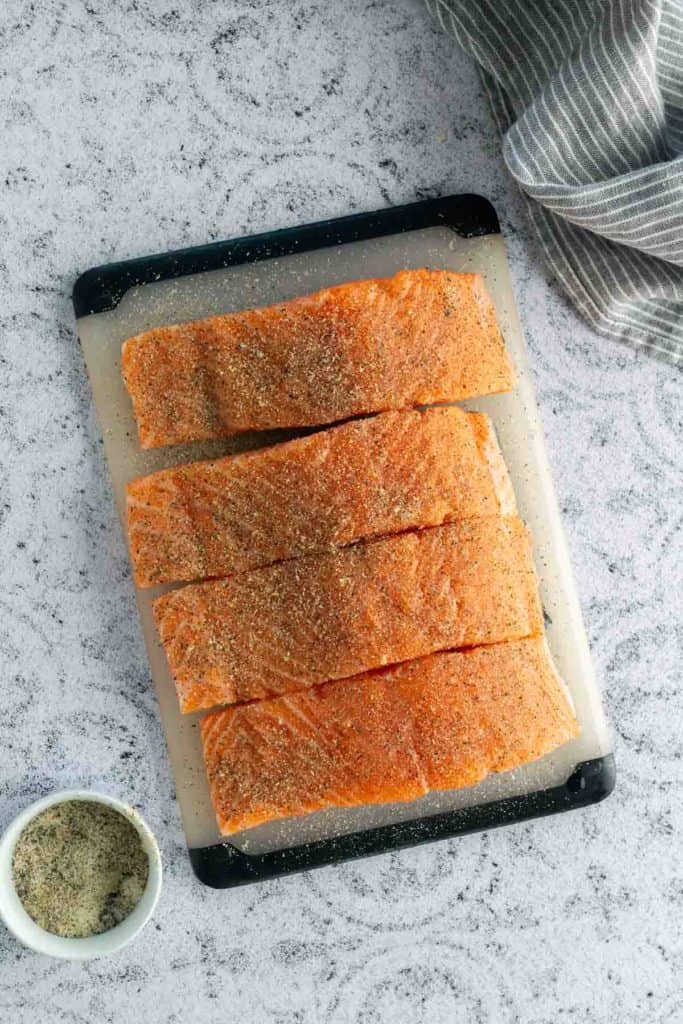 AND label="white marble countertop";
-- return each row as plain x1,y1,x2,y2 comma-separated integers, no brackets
0,2,681,1021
